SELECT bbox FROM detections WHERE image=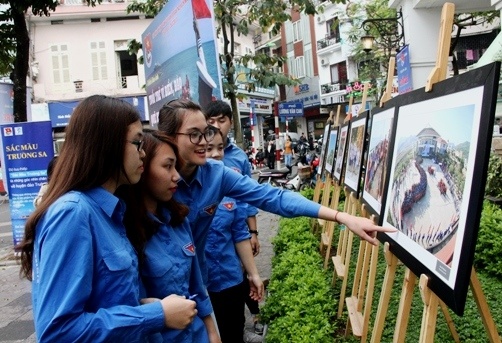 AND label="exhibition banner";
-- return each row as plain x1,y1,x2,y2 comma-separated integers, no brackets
1,121,54,248
142,0,223,127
